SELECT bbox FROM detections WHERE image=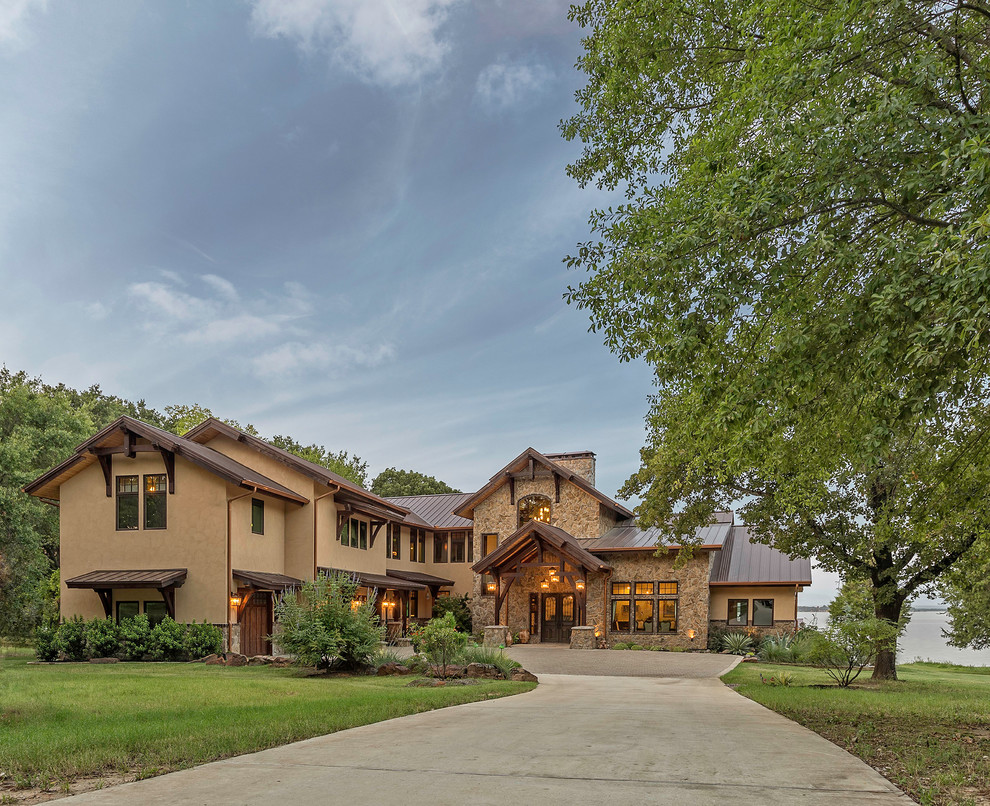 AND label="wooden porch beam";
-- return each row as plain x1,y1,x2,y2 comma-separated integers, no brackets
336,508,354,540
160,585,176,620
370,520,385,548
158,448,176,494
122,429,135,459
